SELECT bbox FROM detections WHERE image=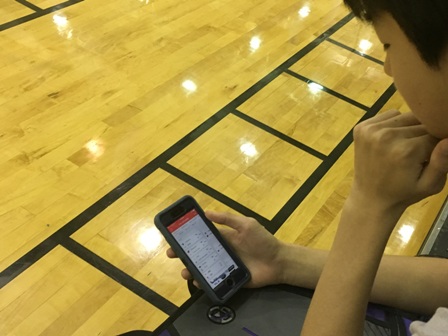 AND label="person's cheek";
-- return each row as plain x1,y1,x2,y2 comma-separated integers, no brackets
383,53,392,77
